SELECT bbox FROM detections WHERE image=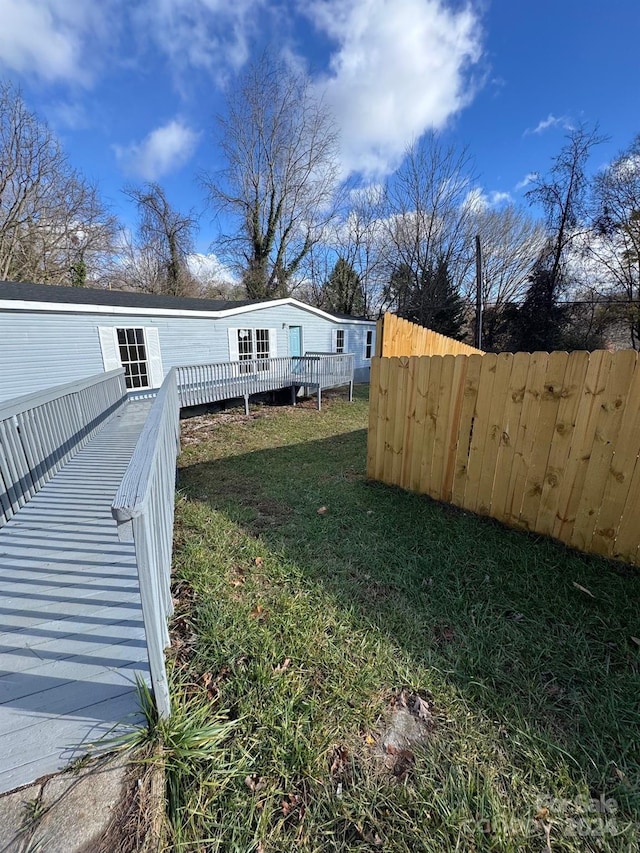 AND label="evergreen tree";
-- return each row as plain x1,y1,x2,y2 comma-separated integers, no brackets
69,256,87,287
386,257,466,339
513,252,568,351
323,257,365,315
